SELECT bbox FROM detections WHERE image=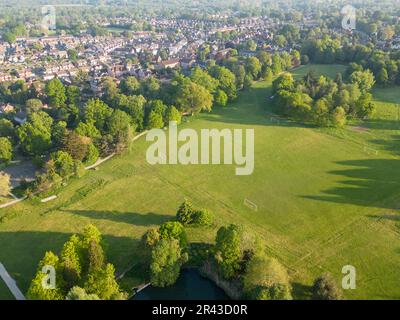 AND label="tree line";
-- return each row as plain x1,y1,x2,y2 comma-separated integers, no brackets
301,35,400,87
272,69,375,127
